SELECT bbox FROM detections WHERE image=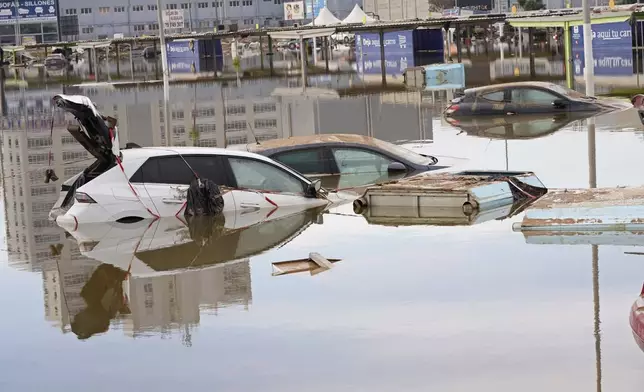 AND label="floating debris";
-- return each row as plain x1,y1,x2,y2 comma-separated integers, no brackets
272,253,341,277
513,187,644,232
359,196,536,227
353,171,547,216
